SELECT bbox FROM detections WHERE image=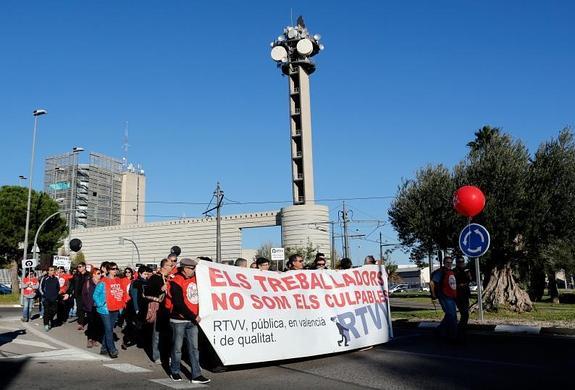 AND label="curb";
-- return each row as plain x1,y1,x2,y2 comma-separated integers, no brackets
392,320,575,337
